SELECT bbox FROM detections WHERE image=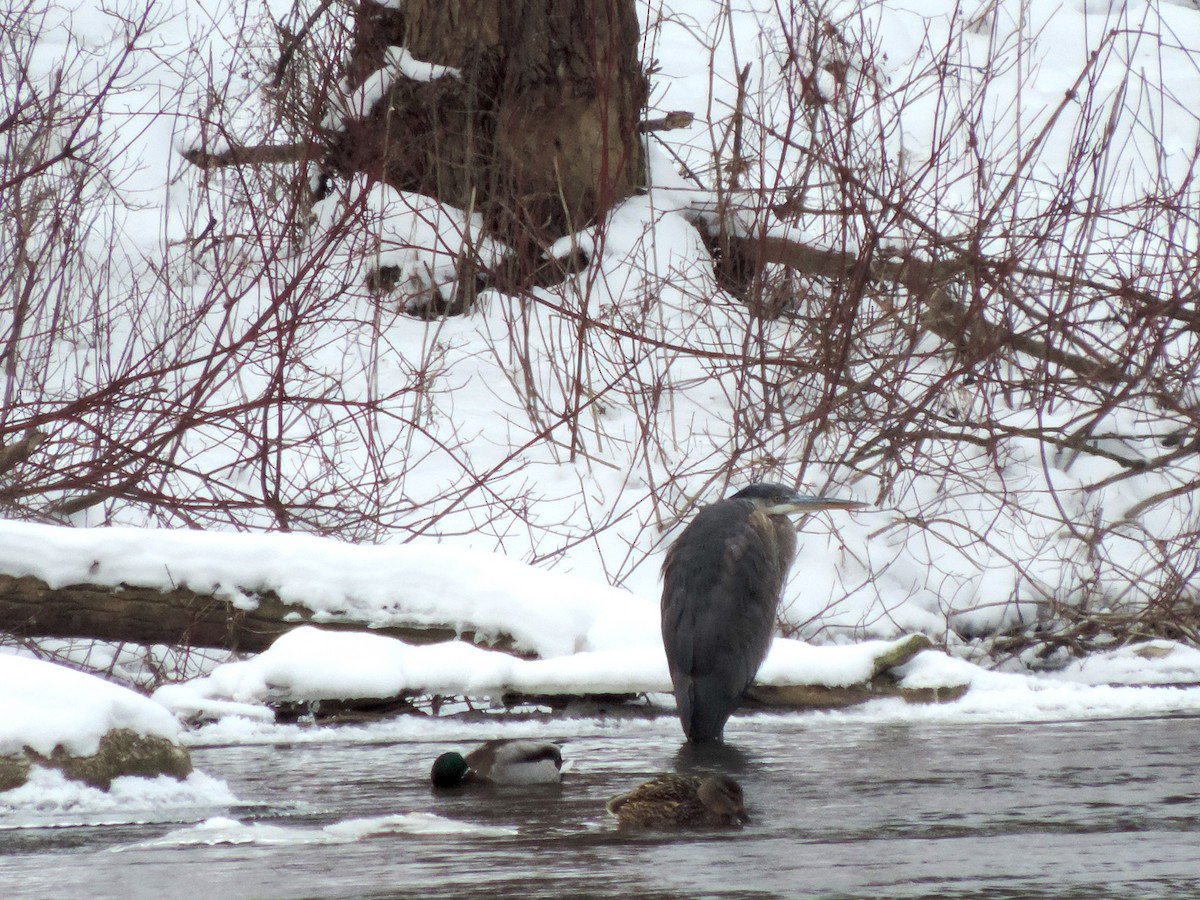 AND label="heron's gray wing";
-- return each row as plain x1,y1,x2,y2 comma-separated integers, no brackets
661,501,794,739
